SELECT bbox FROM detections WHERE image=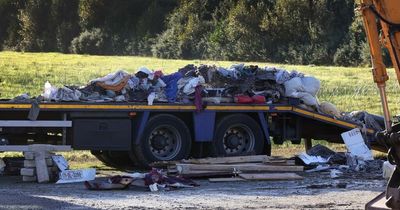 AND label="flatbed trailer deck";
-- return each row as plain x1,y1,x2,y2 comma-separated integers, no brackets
0,100,380,168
